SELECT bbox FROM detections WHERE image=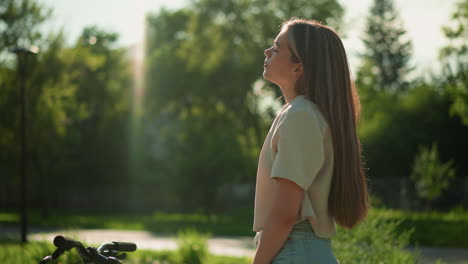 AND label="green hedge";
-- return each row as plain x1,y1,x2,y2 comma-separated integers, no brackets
371,208,468,248
0,209,252,236
1,207,467,248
